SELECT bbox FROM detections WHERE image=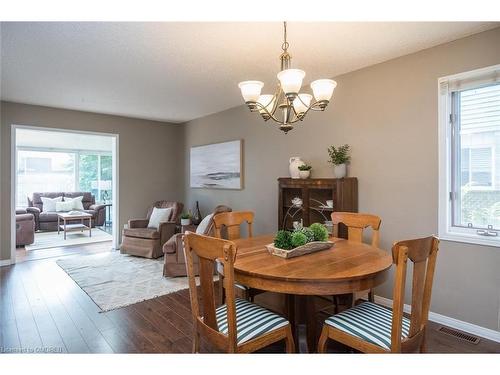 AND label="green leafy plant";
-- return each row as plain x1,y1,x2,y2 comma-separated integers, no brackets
180,212,191,220
298,164,312,171
327,144,350,165
299,227,315,243
309,223,329,241
291,231,307,248
274,230,293,250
